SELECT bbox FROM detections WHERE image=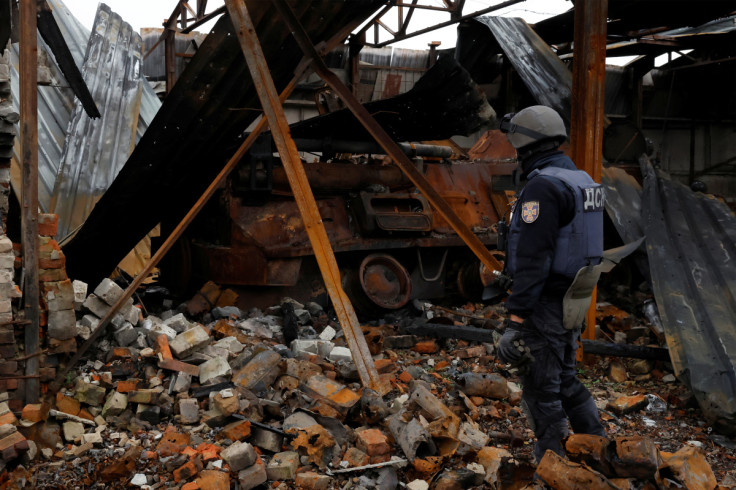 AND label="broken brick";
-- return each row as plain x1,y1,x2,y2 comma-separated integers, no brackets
0,430,29,461
342,447,370,468
295,471,332,490
606,394,648,415
173,458,203,483
238,457,268,490
195,470,229,490
55,393,81,416
218,420,251,442
413,340,438,354
266,450,300,480
115,379,142,393
221,441,257,472
157,429,191,457
355,428,391,457
20,403,46,424
38,213,58,237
